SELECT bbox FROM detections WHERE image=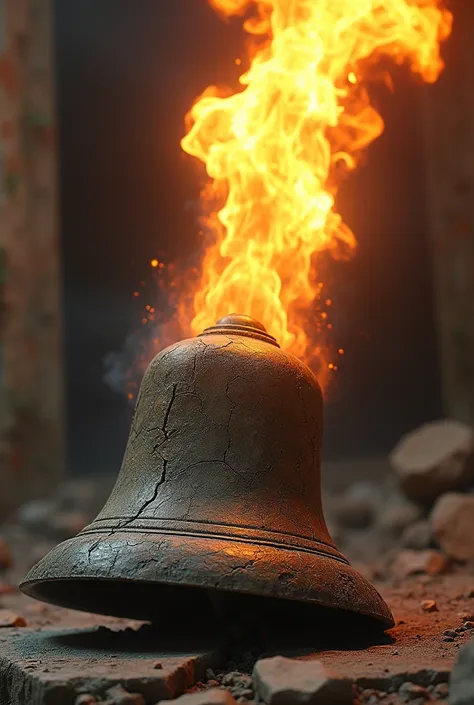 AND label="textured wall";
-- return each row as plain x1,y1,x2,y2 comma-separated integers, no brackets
421,0,474,424
0,0,63,516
